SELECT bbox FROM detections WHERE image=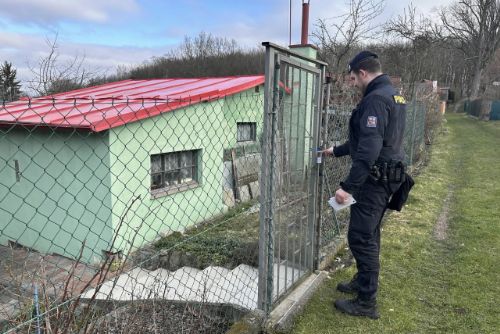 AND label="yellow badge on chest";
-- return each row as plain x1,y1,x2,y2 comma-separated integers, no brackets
393,95,406,104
